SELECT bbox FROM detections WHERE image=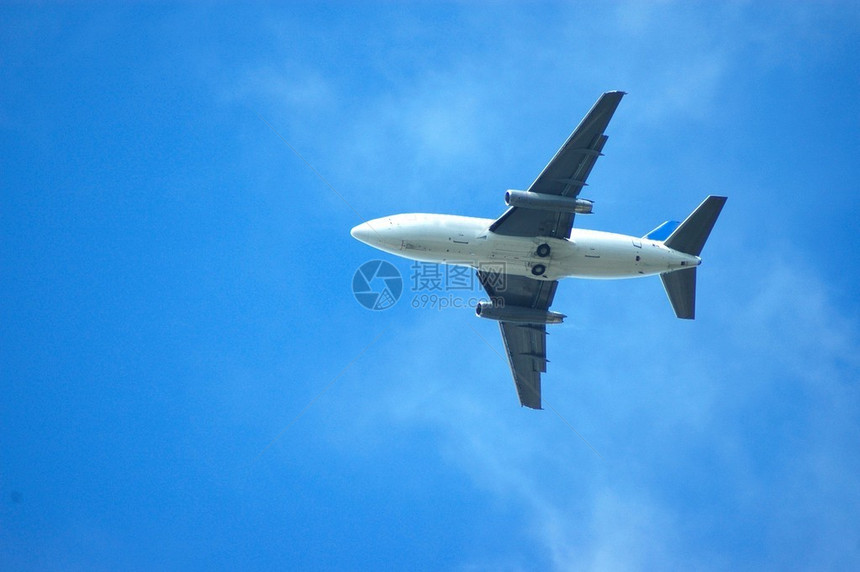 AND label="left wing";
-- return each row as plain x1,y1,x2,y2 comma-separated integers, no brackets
478,271,558,409
489,90,625,238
